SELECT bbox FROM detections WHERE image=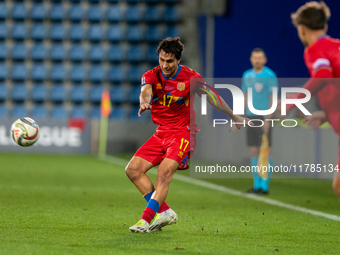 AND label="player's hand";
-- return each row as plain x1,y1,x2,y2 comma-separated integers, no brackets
303,111,326,131
138,103,152,117
232,115,253,129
